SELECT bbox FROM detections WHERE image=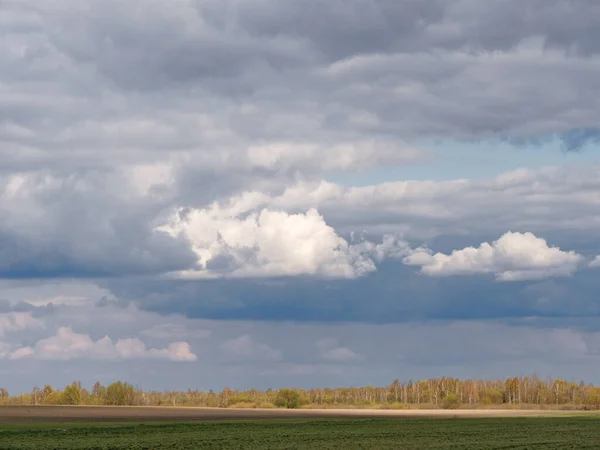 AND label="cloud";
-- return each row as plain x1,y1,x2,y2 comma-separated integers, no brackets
247,140,426,172
1,0,600,285
4,297,600,391
254,166,600,239
560,127,600,152
10,327,197,361
0,312,43,337
220,334,282,362
589,256,600,268
157,206,379,279
404,231,584,281
2,0,600,183
350,234,413,262
317,338,363,363
0,312,44,359
1,0,600,395
6,161,600,284
140,323,212,340
0,171,196,278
